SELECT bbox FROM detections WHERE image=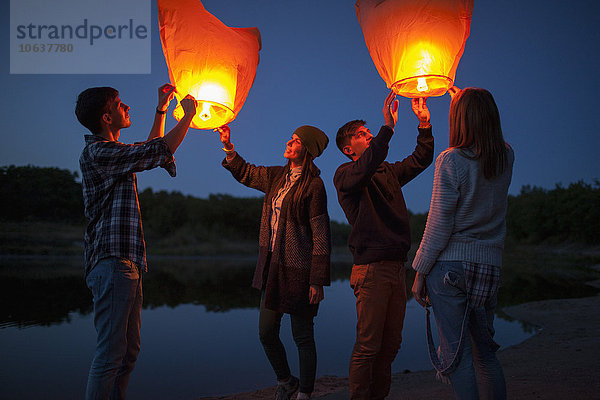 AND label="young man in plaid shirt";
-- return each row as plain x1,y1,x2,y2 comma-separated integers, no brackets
76,84,196,399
